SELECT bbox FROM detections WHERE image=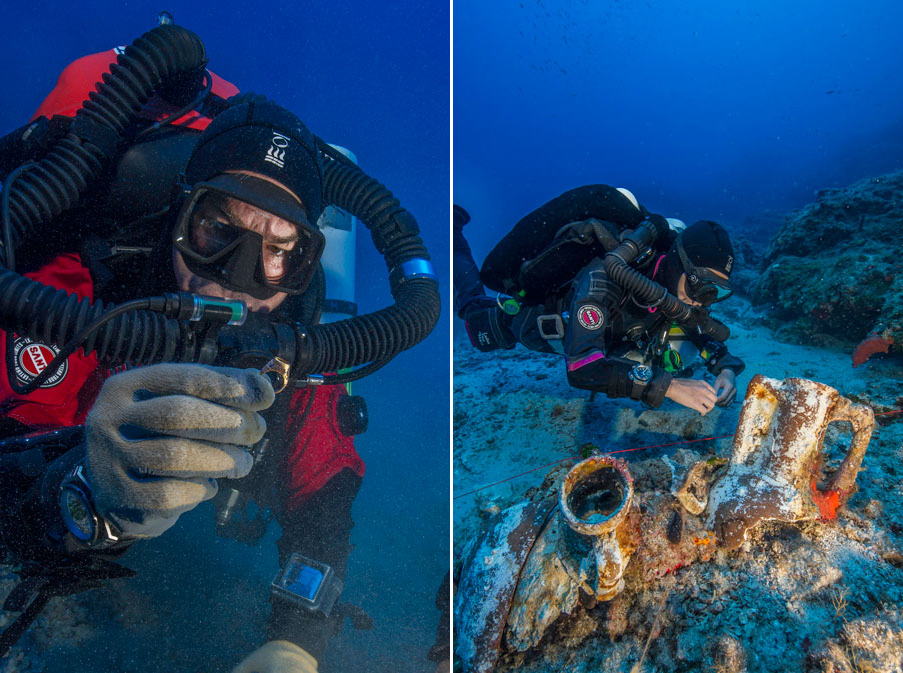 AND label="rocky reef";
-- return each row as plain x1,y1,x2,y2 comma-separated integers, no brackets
751,171,903,361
